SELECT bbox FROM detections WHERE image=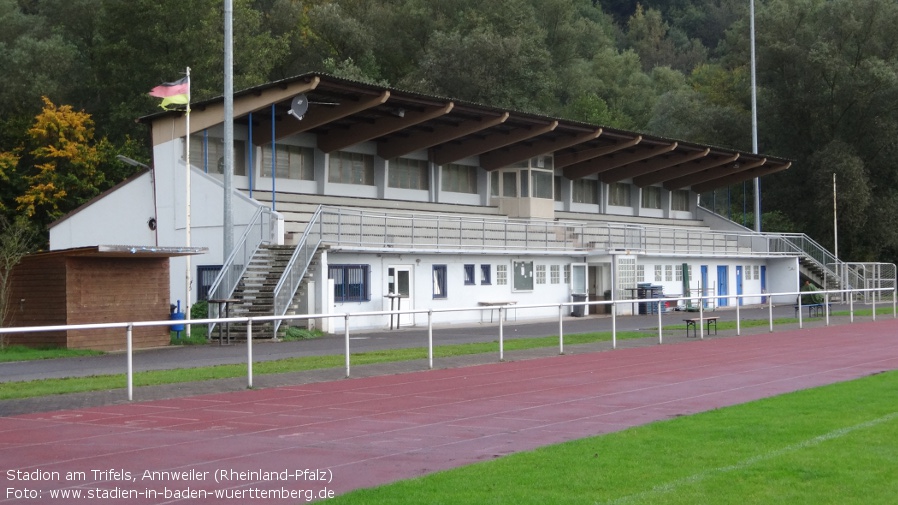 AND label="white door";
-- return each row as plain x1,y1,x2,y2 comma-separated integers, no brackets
387,266,414,326
571,263,588,295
